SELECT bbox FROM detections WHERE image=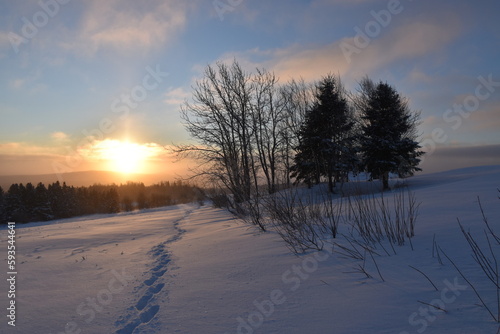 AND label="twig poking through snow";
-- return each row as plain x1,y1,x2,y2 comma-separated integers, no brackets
417,300,448,313
409,265,438,291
